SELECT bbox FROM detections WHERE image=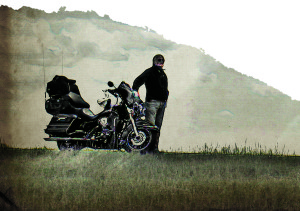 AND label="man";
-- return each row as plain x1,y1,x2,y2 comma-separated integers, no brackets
132,54,169,153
